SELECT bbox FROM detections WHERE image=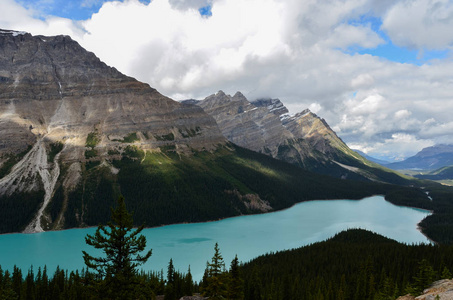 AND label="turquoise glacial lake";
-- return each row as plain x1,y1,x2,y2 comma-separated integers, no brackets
0,196,430,281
